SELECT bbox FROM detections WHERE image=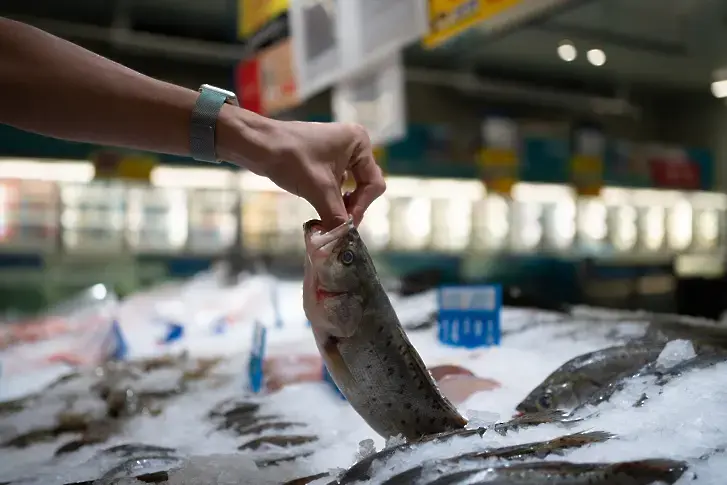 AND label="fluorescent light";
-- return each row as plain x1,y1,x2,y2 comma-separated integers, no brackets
587,49,607,67
0,159,94,182
557,41,577,62
151,166,235,188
